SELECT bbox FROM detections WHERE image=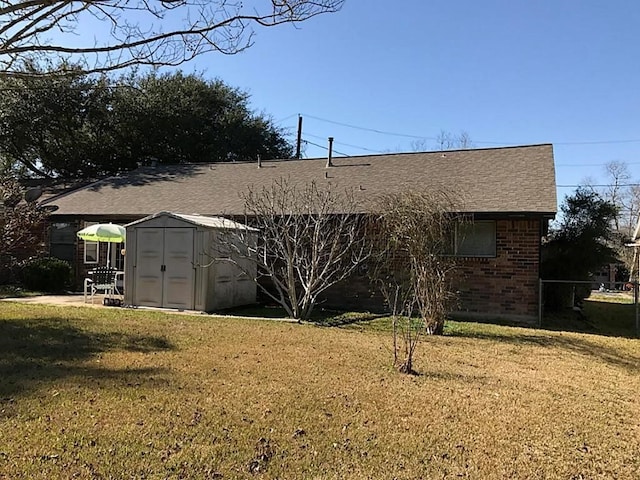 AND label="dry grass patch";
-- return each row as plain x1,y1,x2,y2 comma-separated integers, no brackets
0,302,639,479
